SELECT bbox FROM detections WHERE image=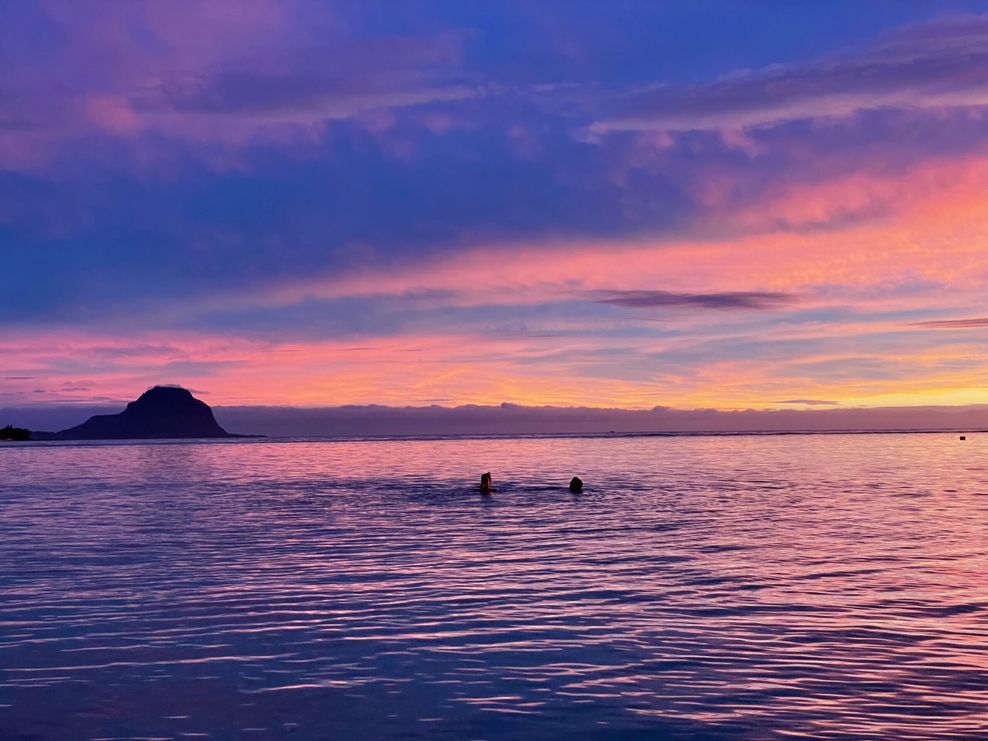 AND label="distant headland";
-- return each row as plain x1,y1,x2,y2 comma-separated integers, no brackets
25,386,243,441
